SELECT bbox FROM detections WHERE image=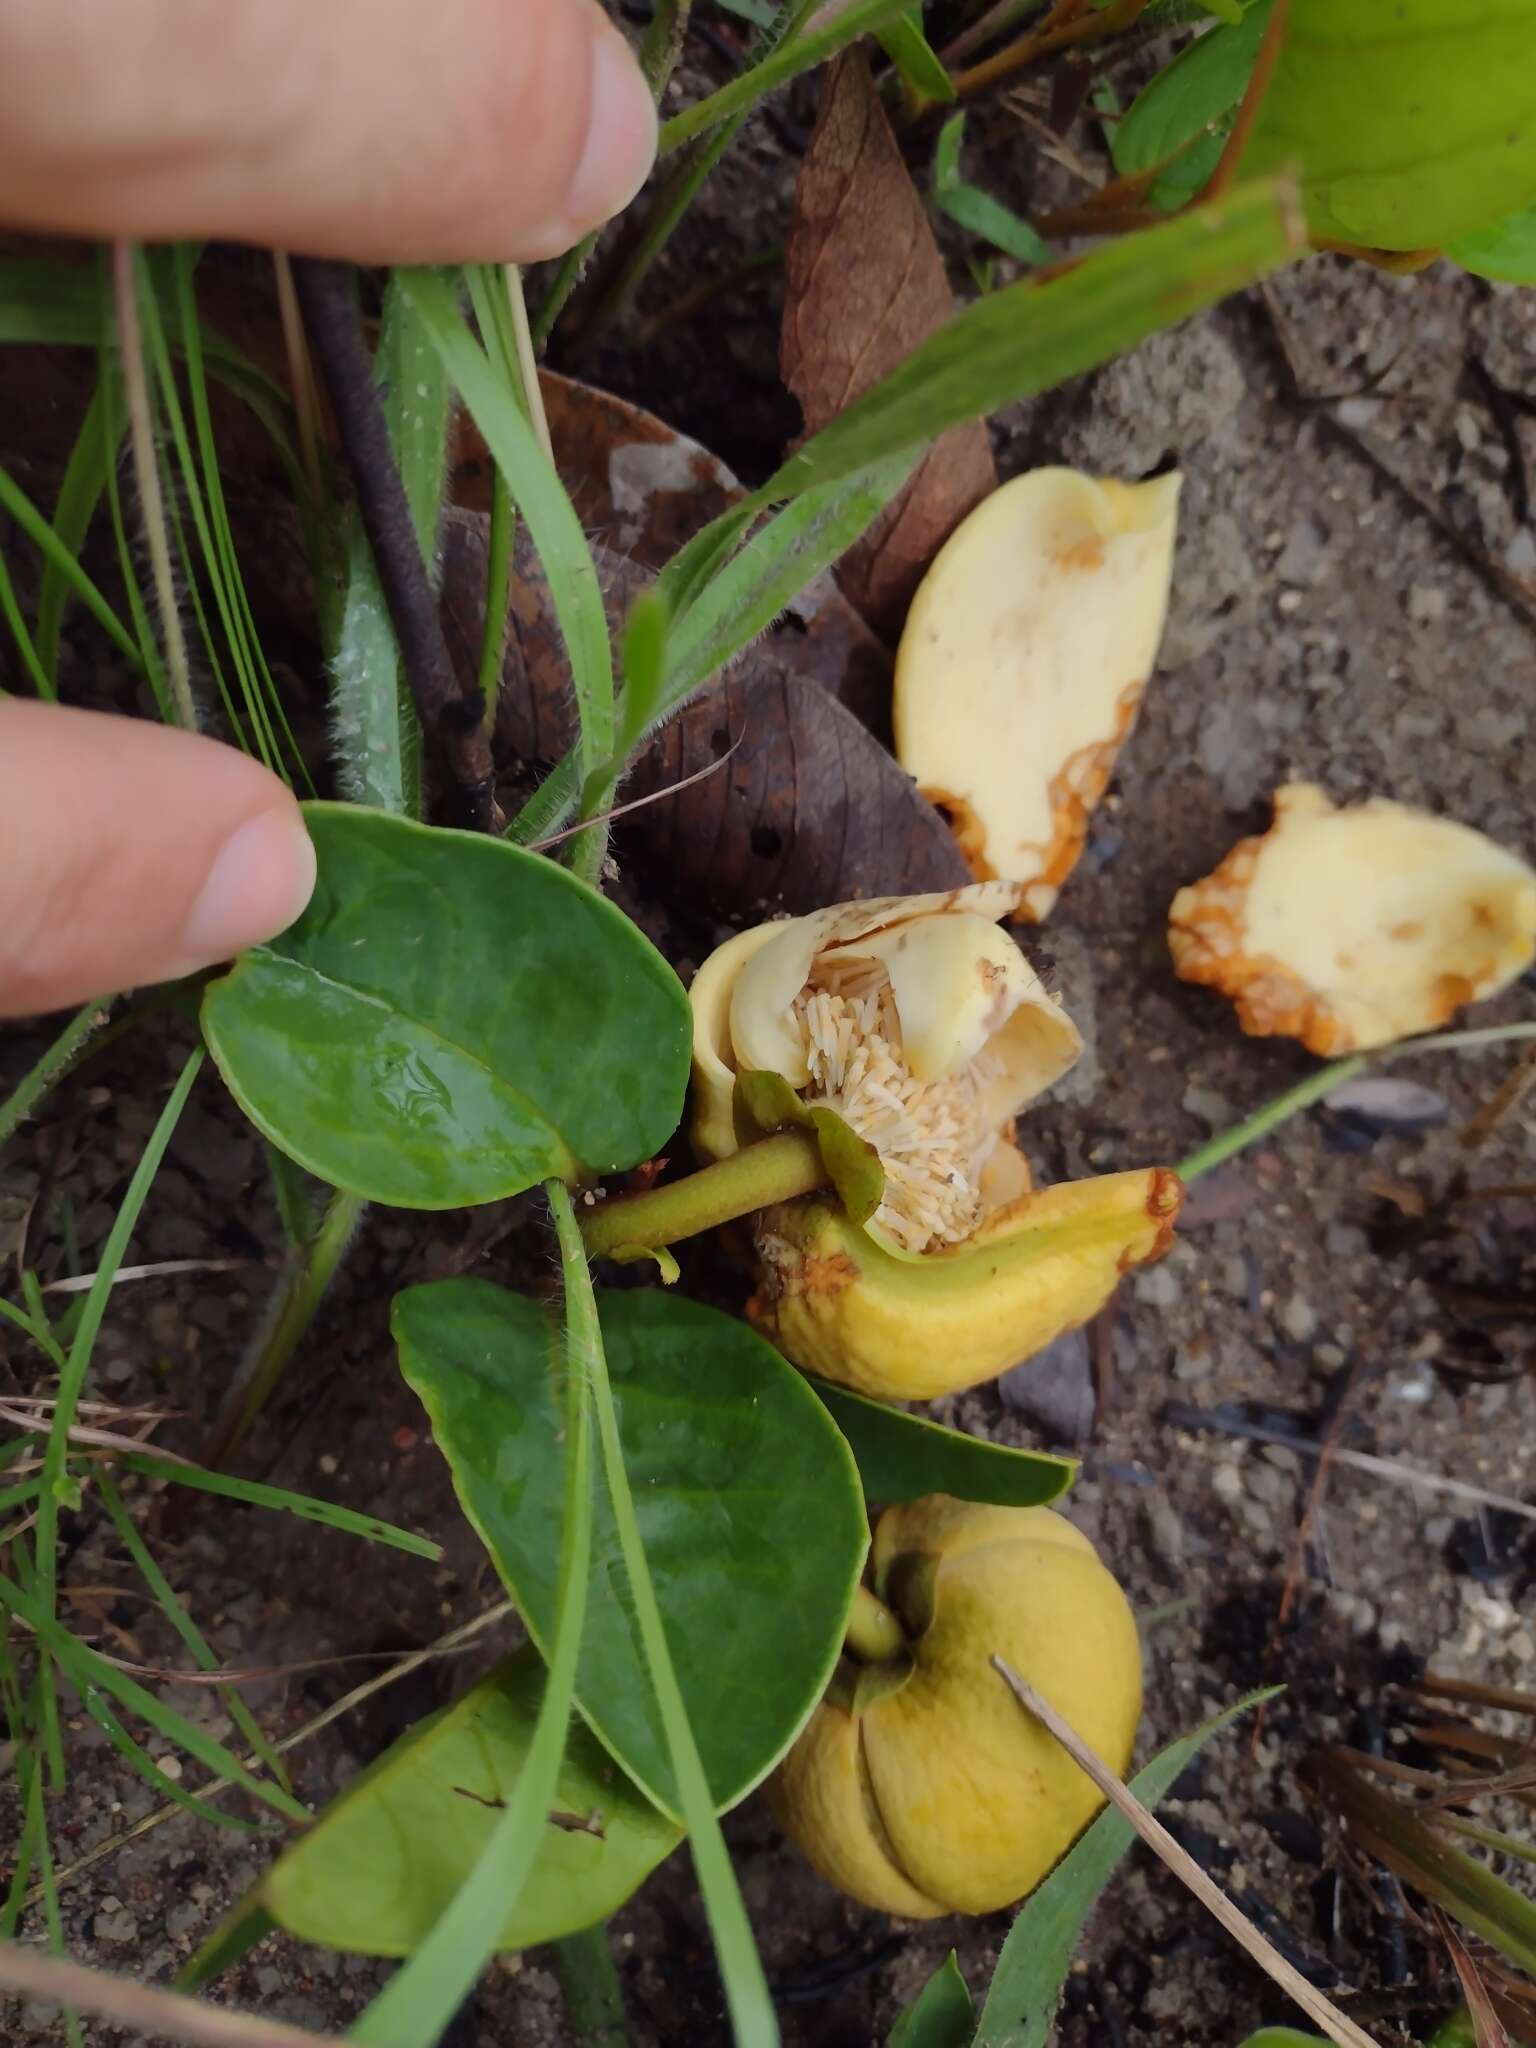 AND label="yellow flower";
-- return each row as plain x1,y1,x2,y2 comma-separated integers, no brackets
688,886,1181,1398
770,1497,1141,1916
